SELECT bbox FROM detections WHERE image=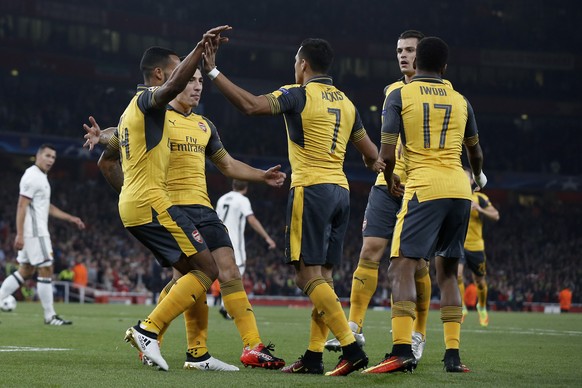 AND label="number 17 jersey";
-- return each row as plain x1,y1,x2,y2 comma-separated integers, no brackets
381,76,479,202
